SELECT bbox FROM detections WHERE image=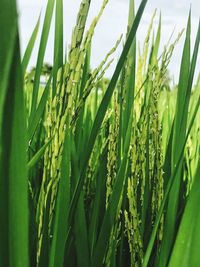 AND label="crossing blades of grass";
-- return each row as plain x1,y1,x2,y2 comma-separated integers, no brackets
1,0,200,266
91,113,133,266
158,13,200,267
168,19,200,267
68,0,148,231
143,93,200,267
